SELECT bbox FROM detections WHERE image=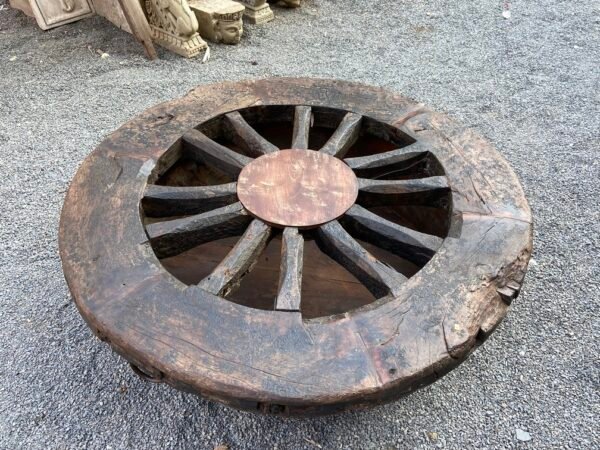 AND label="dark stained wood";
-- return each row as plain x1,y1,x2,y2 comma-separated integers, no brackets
198,219,271,296
117,0,158,60
341,204,443,266
146,202,251,258
237,150,358,228
291,106,311,149
316,220,406,298
142,182,238,217
160,236,379,318
358,176,448,194
59,78,532,416
224,111,279,156
357,176,450,207
320,112,362,157
276,227,304,311
183,129,253,177
344,142,430,179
